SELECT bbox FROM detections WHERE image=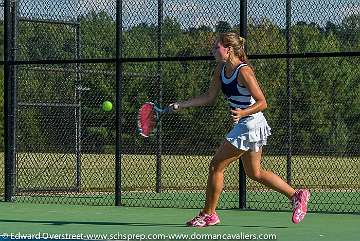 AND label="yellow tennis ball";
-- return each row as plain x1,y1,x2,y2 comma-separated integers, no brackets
102,101,113,112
